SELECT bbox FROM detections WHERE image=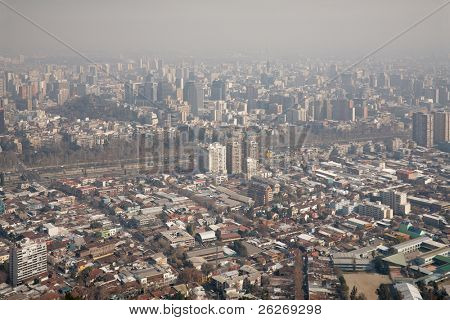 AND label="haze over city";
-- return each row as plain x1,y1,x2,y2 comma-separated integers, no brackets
1,0,449,58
